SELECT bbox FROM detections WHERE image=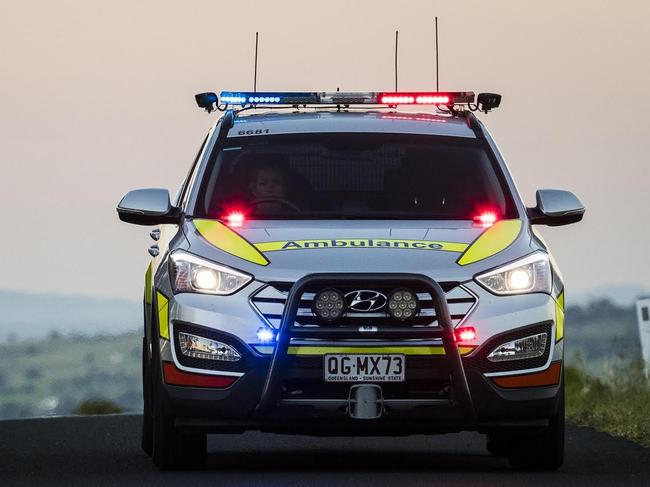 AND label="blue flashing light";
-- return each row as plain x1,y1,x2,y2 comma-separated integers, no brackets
249,96,281,103
256,327,275,343
220,91,320,106
221,93,247,105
